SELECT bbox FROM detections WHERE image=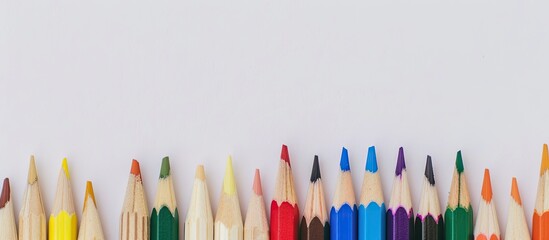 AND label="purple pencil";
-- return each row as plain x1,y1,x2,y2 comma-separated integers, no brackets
386,147,414,240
